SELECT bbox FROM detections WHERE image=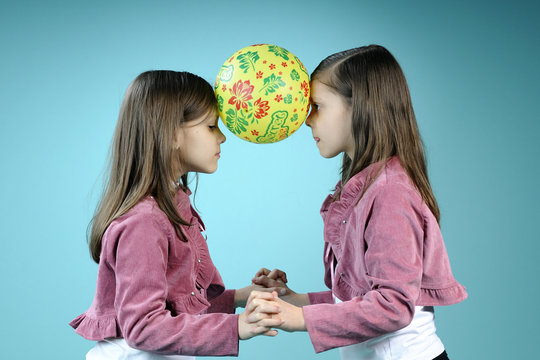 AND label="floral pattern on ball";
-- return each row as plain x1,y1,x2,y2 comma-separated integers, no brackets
214,44,310,144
